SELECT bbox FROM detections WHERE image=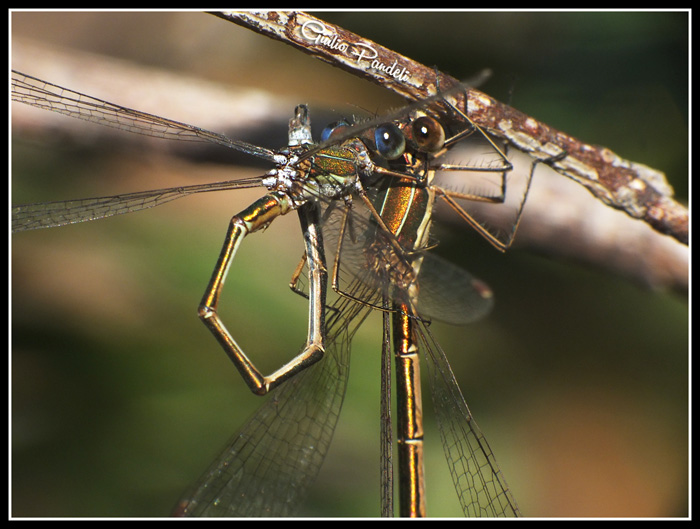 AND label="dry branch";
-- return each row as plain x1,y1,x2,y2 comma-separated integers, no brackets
11,25,687,294
213,11,688,247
